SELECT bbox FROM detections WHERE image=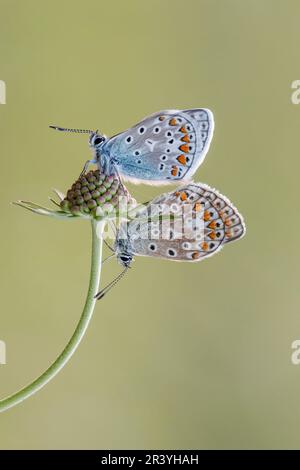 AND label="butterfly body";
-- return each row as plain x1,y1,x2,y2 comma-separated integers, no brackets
88,109,214,184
